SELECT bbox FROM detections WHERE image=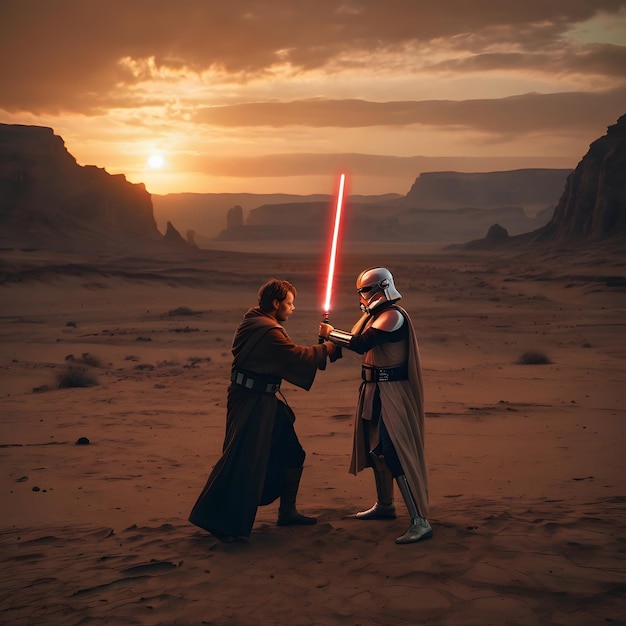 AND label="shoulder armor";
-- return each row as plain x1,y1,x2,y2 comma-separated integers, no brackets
371,308,404,332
